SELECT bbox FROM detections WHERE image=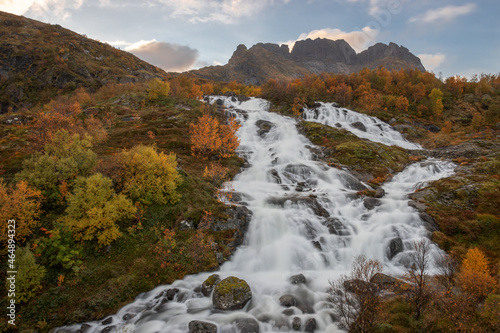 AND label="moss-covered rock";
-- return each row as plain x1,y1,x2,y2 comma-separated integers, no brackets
202,274,221,297
212,276,252,311
297,120,410,179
